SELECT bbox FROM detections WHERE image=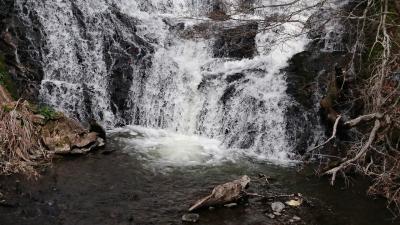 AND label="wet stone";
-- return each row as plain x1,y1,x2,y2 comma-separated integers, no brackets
266,213,275,219
293,216,301,221
182,213,200,223
271,201,285,213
